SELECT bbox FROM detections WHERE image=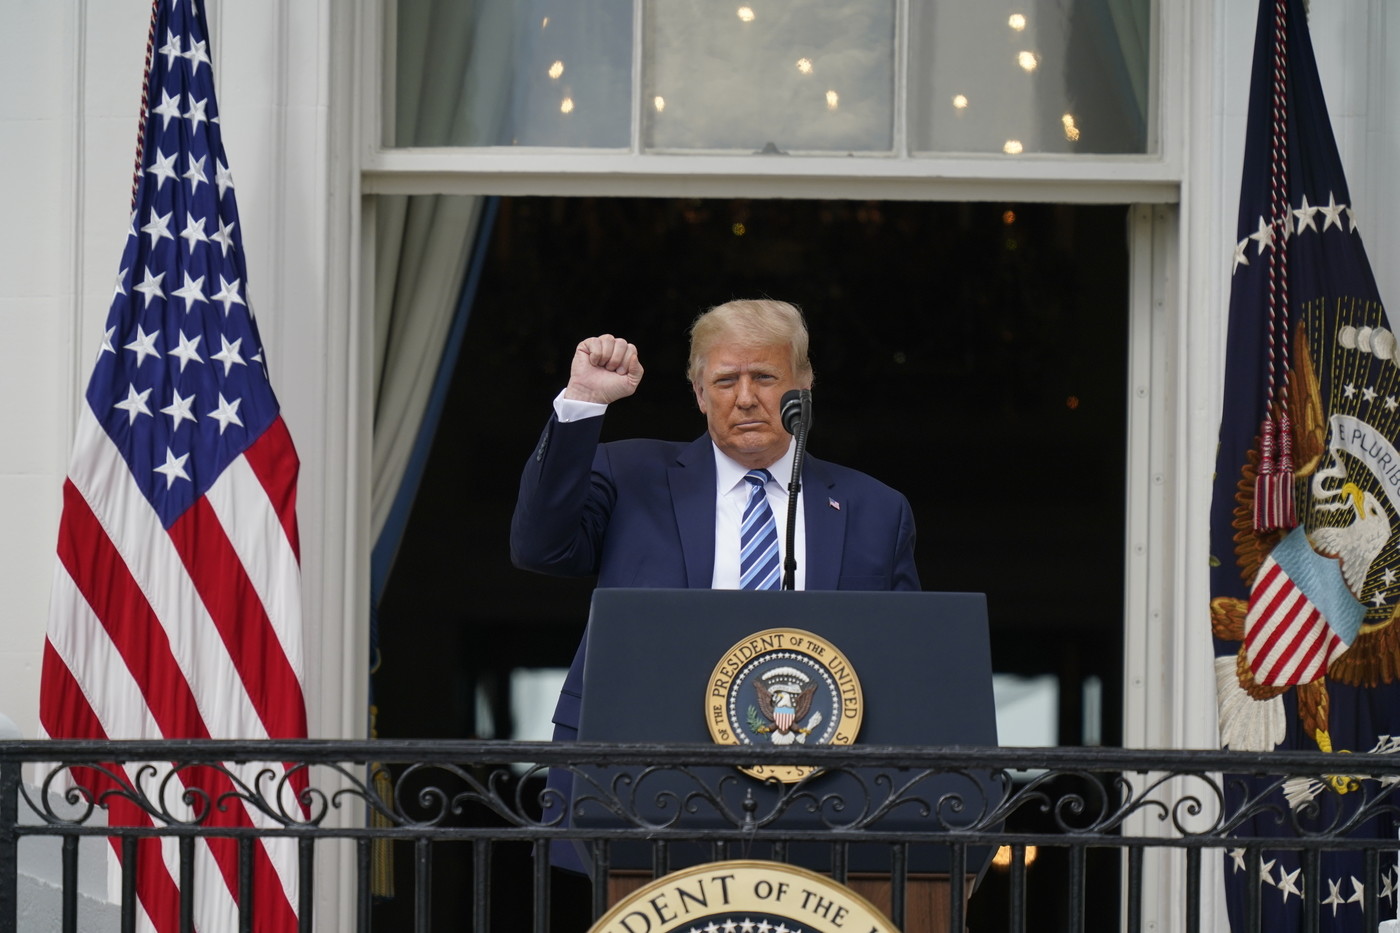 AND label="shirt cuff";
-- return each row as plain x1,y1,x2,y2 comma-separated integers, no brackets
553,390,607,423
